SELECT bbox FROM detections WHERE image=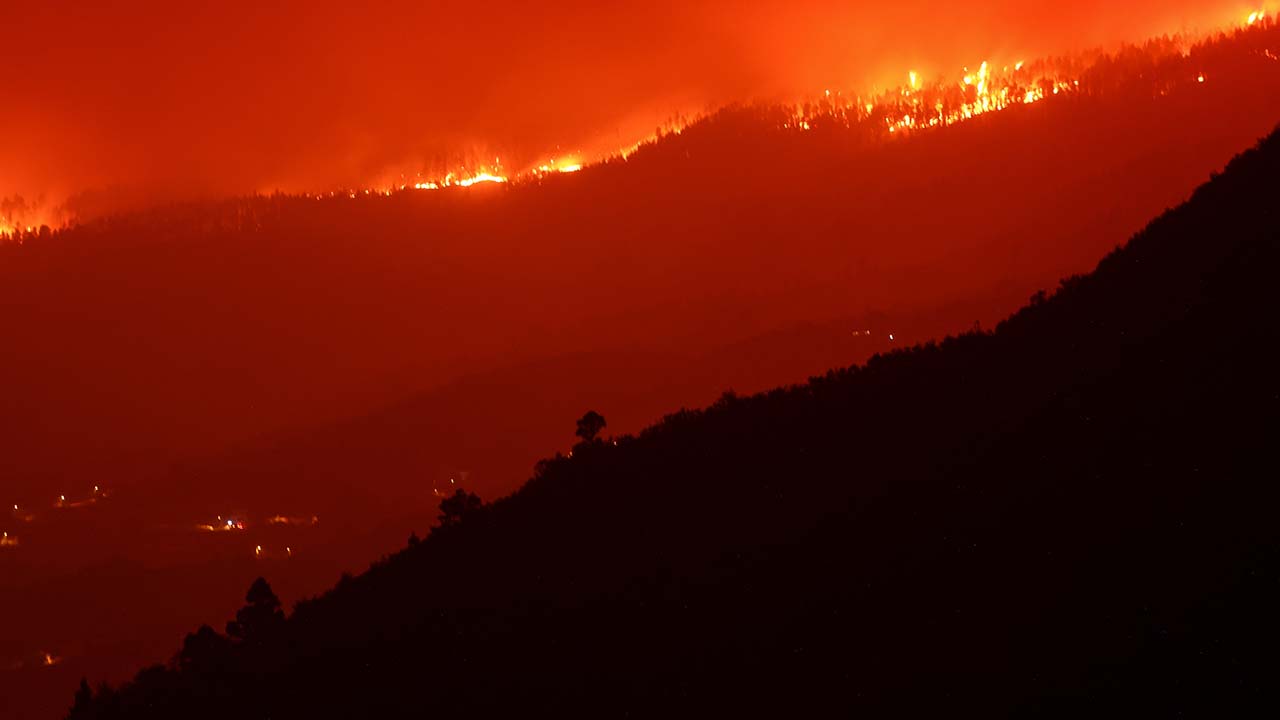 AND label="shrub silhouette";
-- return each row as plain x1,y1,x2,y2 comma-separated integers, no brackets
574,410,607,447
177,625,231,671
437,489,482,529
